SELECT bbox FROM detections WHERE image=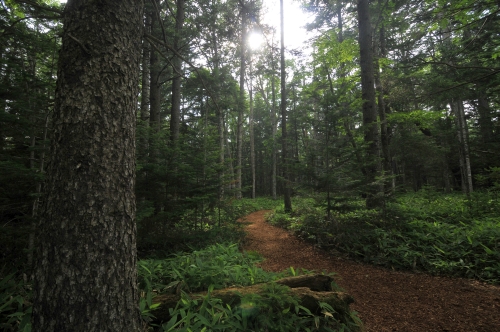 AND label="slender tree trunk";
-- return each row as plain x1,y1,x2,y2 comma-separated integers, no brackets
476,88,493,144
237,4,247,199
271,38,277,200
170,0,185,143
443,158,451,193
25,52,37,276
28,113,49,278
225,121,236,192
280,0,292,212
292,85,299,182
249,56,256,199
211,4,225,202
149,12,161,134
357,0,382,209
148,9,162,213
451,99,473,195
32,1,143,331
336,2,366,176
139,7,151,158
374,8,391,194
